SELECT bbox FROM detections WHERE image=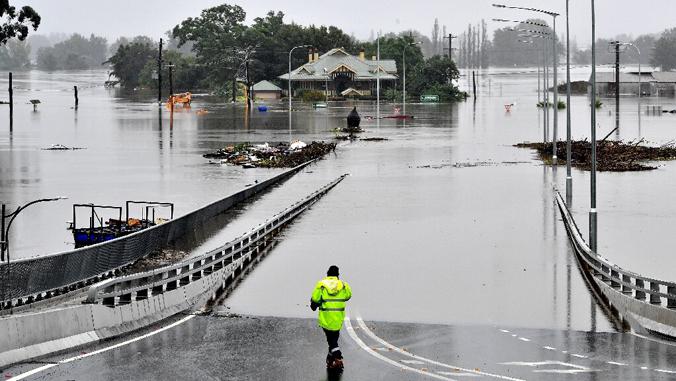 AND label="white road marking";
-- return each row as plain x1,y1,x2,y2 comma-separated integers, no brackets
607,361,627,366
344,317,455,381
499,329,510,333
655,369,676,374
401,359,426,365
7,314,196,381
543,346,556,351
640,366,649,370
354,317,524,381
501,361,596,374
570,354,588,359
518,337,530,342
437,371,480,377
